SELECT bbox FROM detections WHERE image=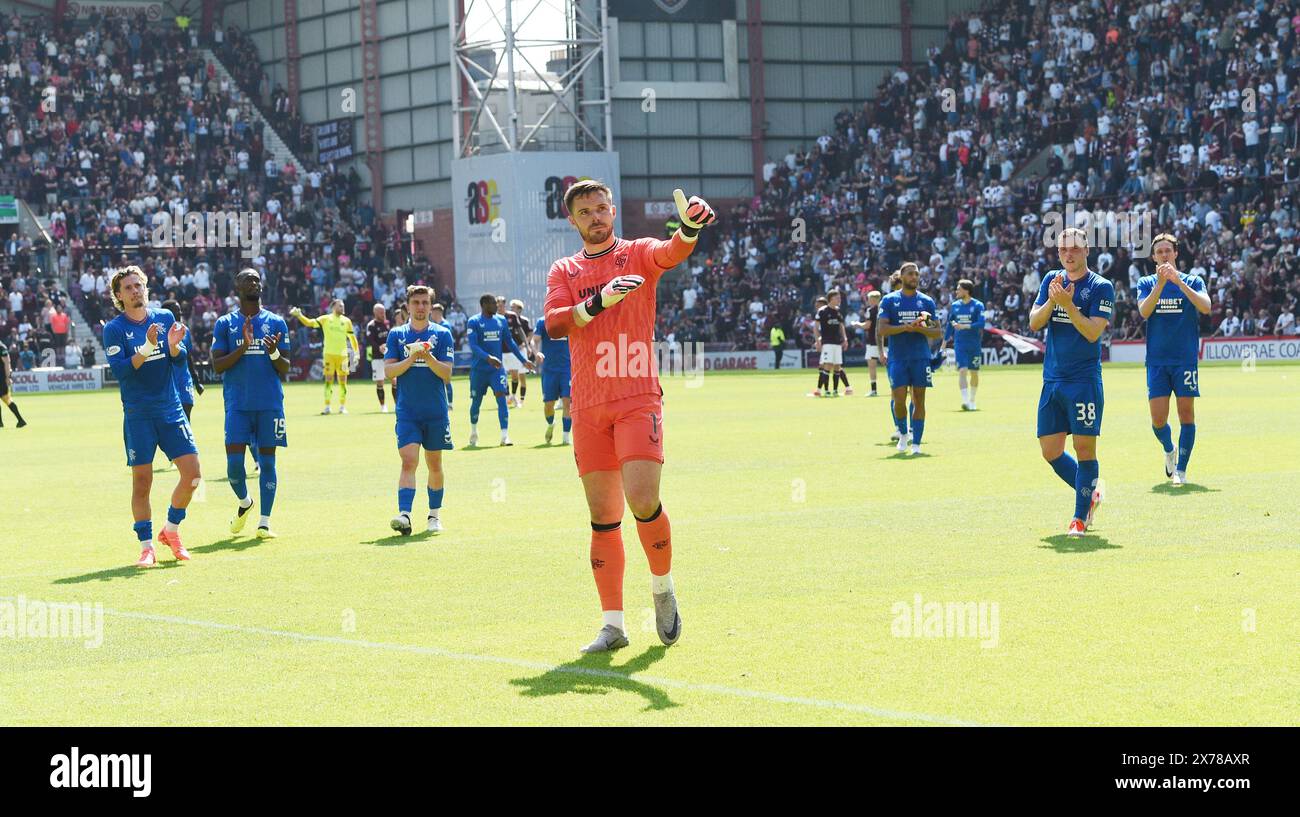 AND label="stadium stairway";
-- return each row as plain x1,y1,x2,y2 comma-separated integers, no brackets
201,49,301,178
16,200,106,364
63,296,105,365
